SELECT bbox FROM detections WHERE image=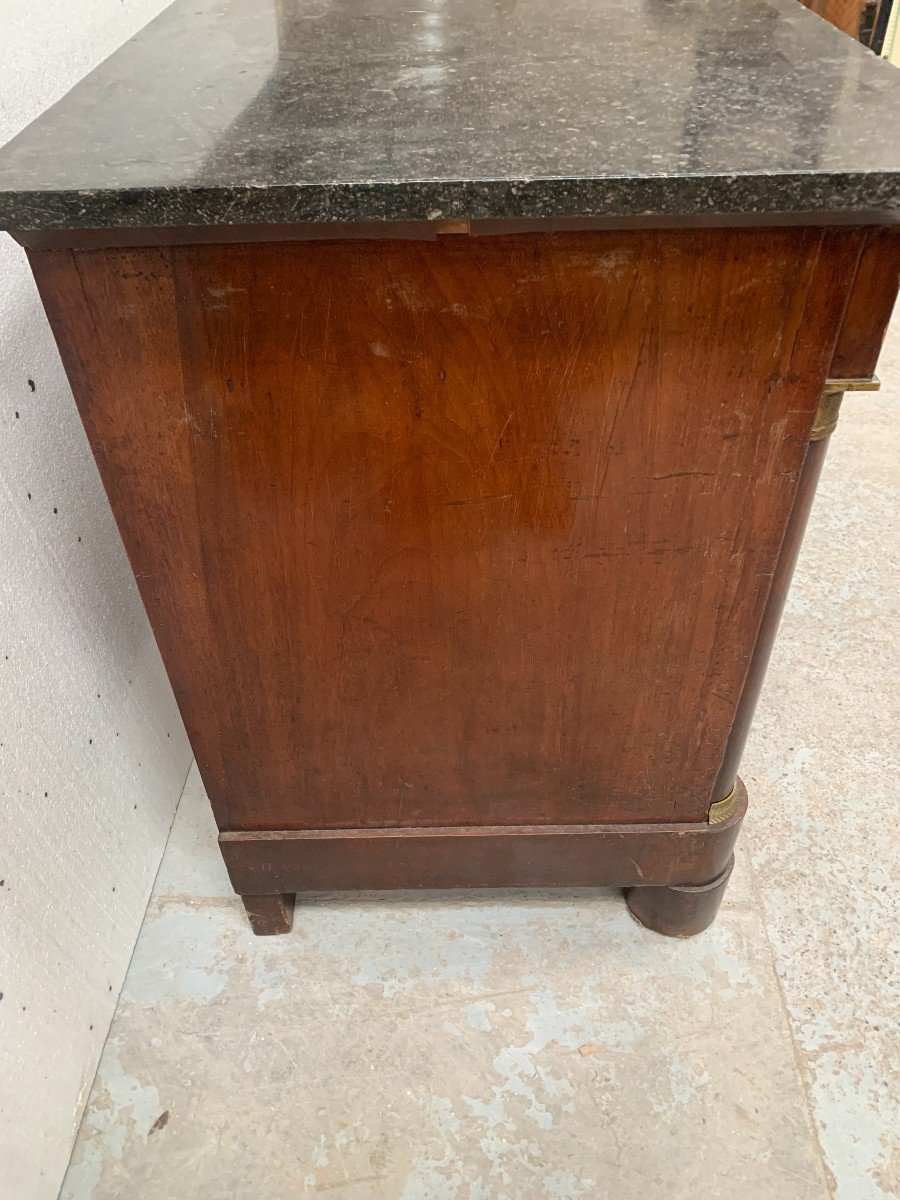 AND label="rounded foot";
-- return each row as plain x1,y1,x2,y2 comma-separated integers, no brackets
625,855,734,937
